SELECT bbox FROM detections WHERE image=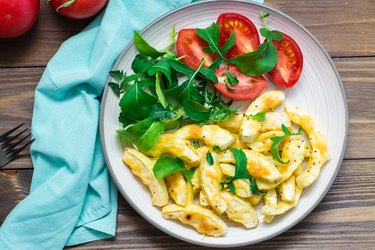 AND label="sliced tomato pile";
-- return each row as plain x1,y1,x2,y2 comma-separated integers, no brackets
176,12,303,100
267,32,303,88
217,13,260,58
176,29,218,70
214,65,267,100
